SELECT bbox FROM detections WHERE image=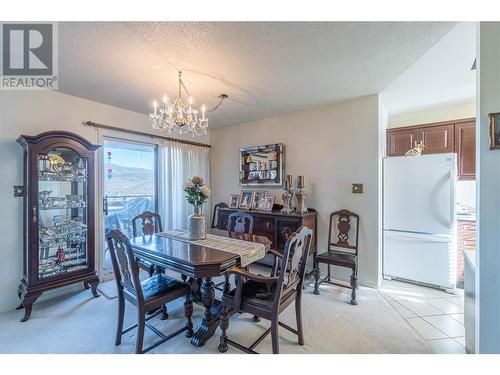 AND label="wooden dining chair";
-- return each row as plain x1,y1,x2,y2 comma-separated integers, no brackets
214,211,256,294
106,229,193,354
313,209,360,305
211,202,228,228
132,211,163,277
218,226,313,354
227,211,254,235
